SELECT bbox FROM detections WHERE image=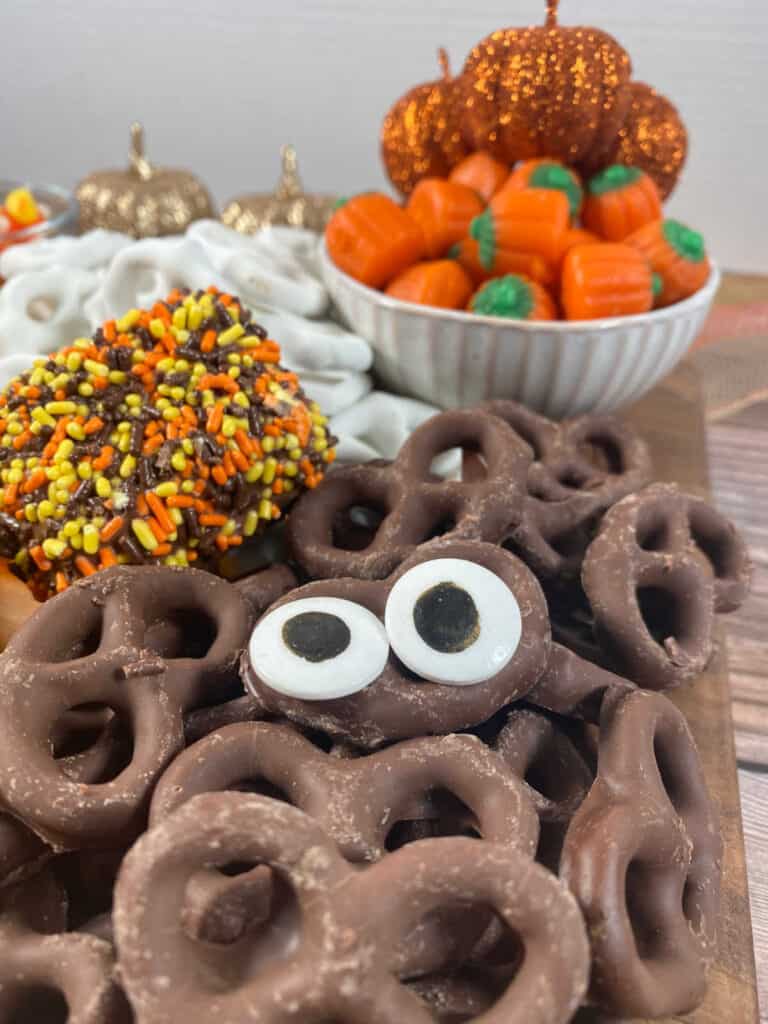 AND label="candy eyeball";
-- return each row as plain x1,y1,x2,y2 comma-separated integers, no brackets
247,597,389,701
384,558,521,686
